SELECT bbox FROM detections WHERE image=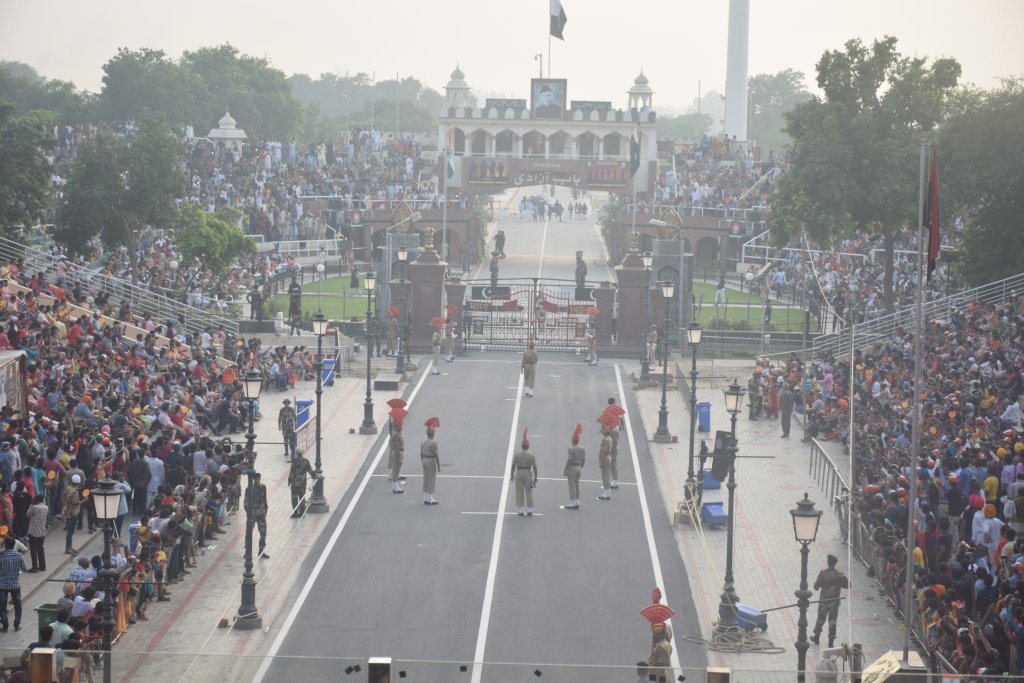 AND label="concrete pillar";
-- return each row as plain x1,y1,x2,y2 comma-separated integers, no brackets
444,278,467,328
615,248,648,349
725,0,750,142
593,282,615,343
407,229,447,353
